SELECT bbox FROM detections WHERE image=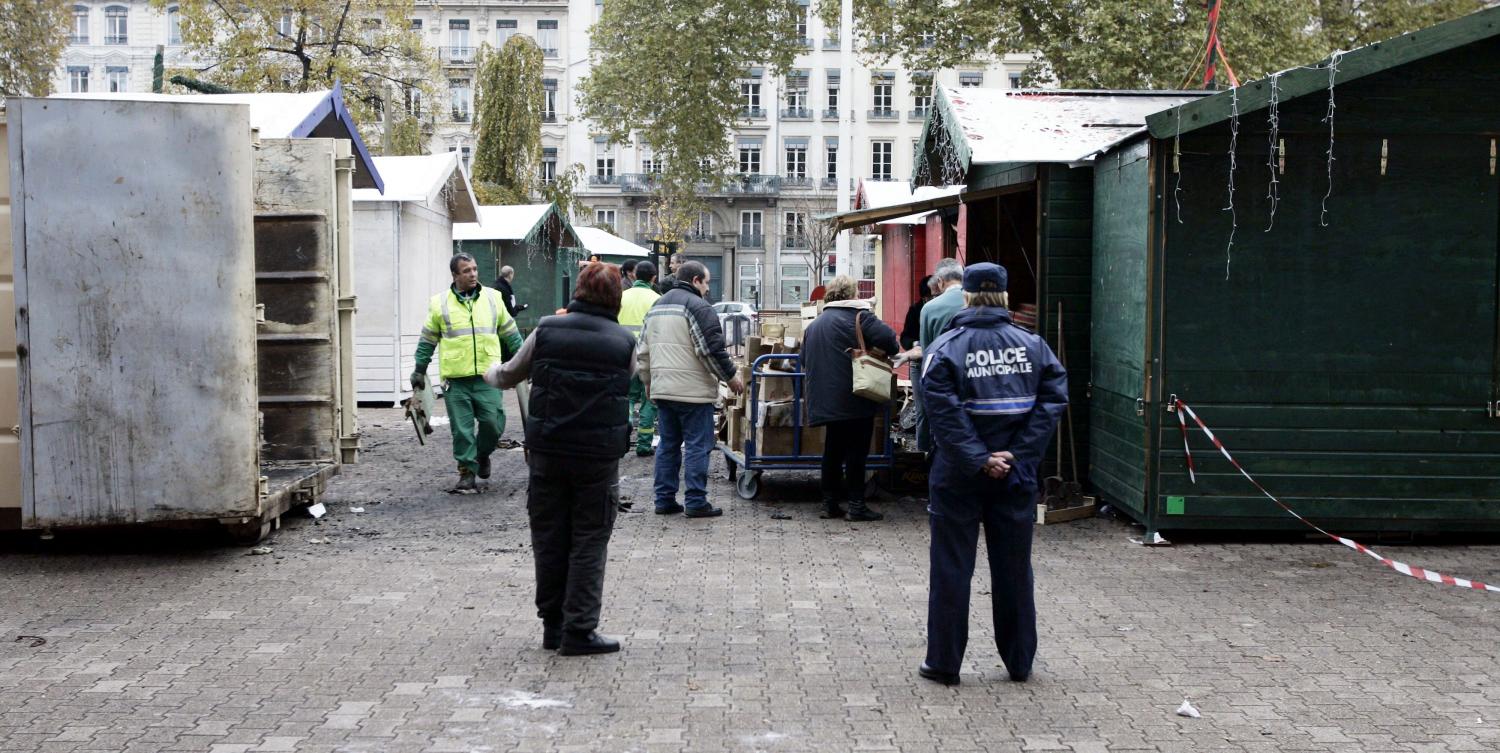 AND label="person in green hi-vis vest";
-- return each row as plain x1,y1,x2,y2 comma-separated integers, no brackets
412,253,525,492
618,260,661,456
